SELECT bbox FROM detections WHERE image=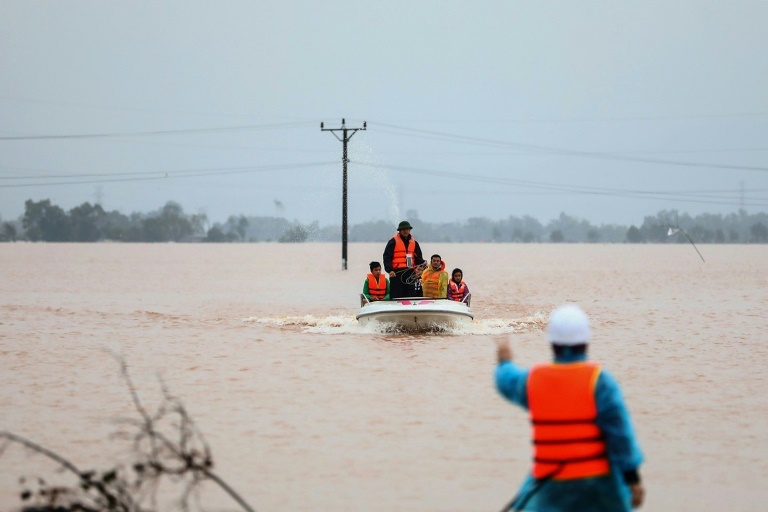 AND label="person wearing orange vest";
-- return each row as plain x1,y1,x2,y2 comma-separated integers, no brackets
382,220,425,299
447,267,470,303
495,304,645,511
420,254,449,298
362,261,390,302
